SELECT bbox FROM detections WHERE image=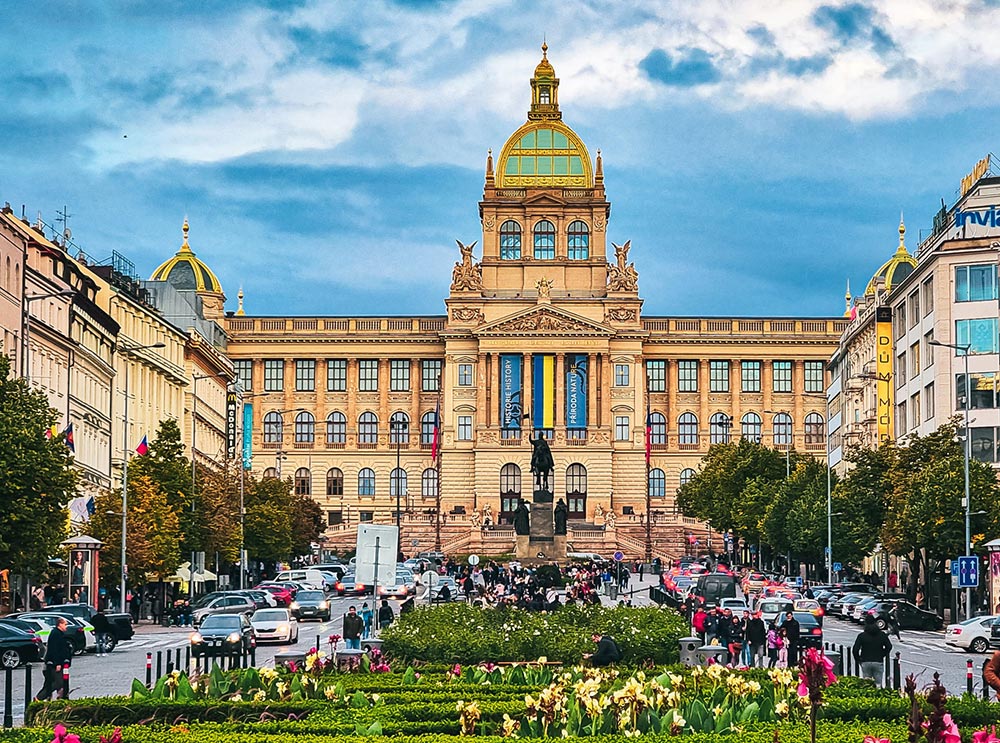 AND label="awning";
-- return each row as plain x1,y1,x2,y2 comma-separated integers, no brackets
166,562,218,583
